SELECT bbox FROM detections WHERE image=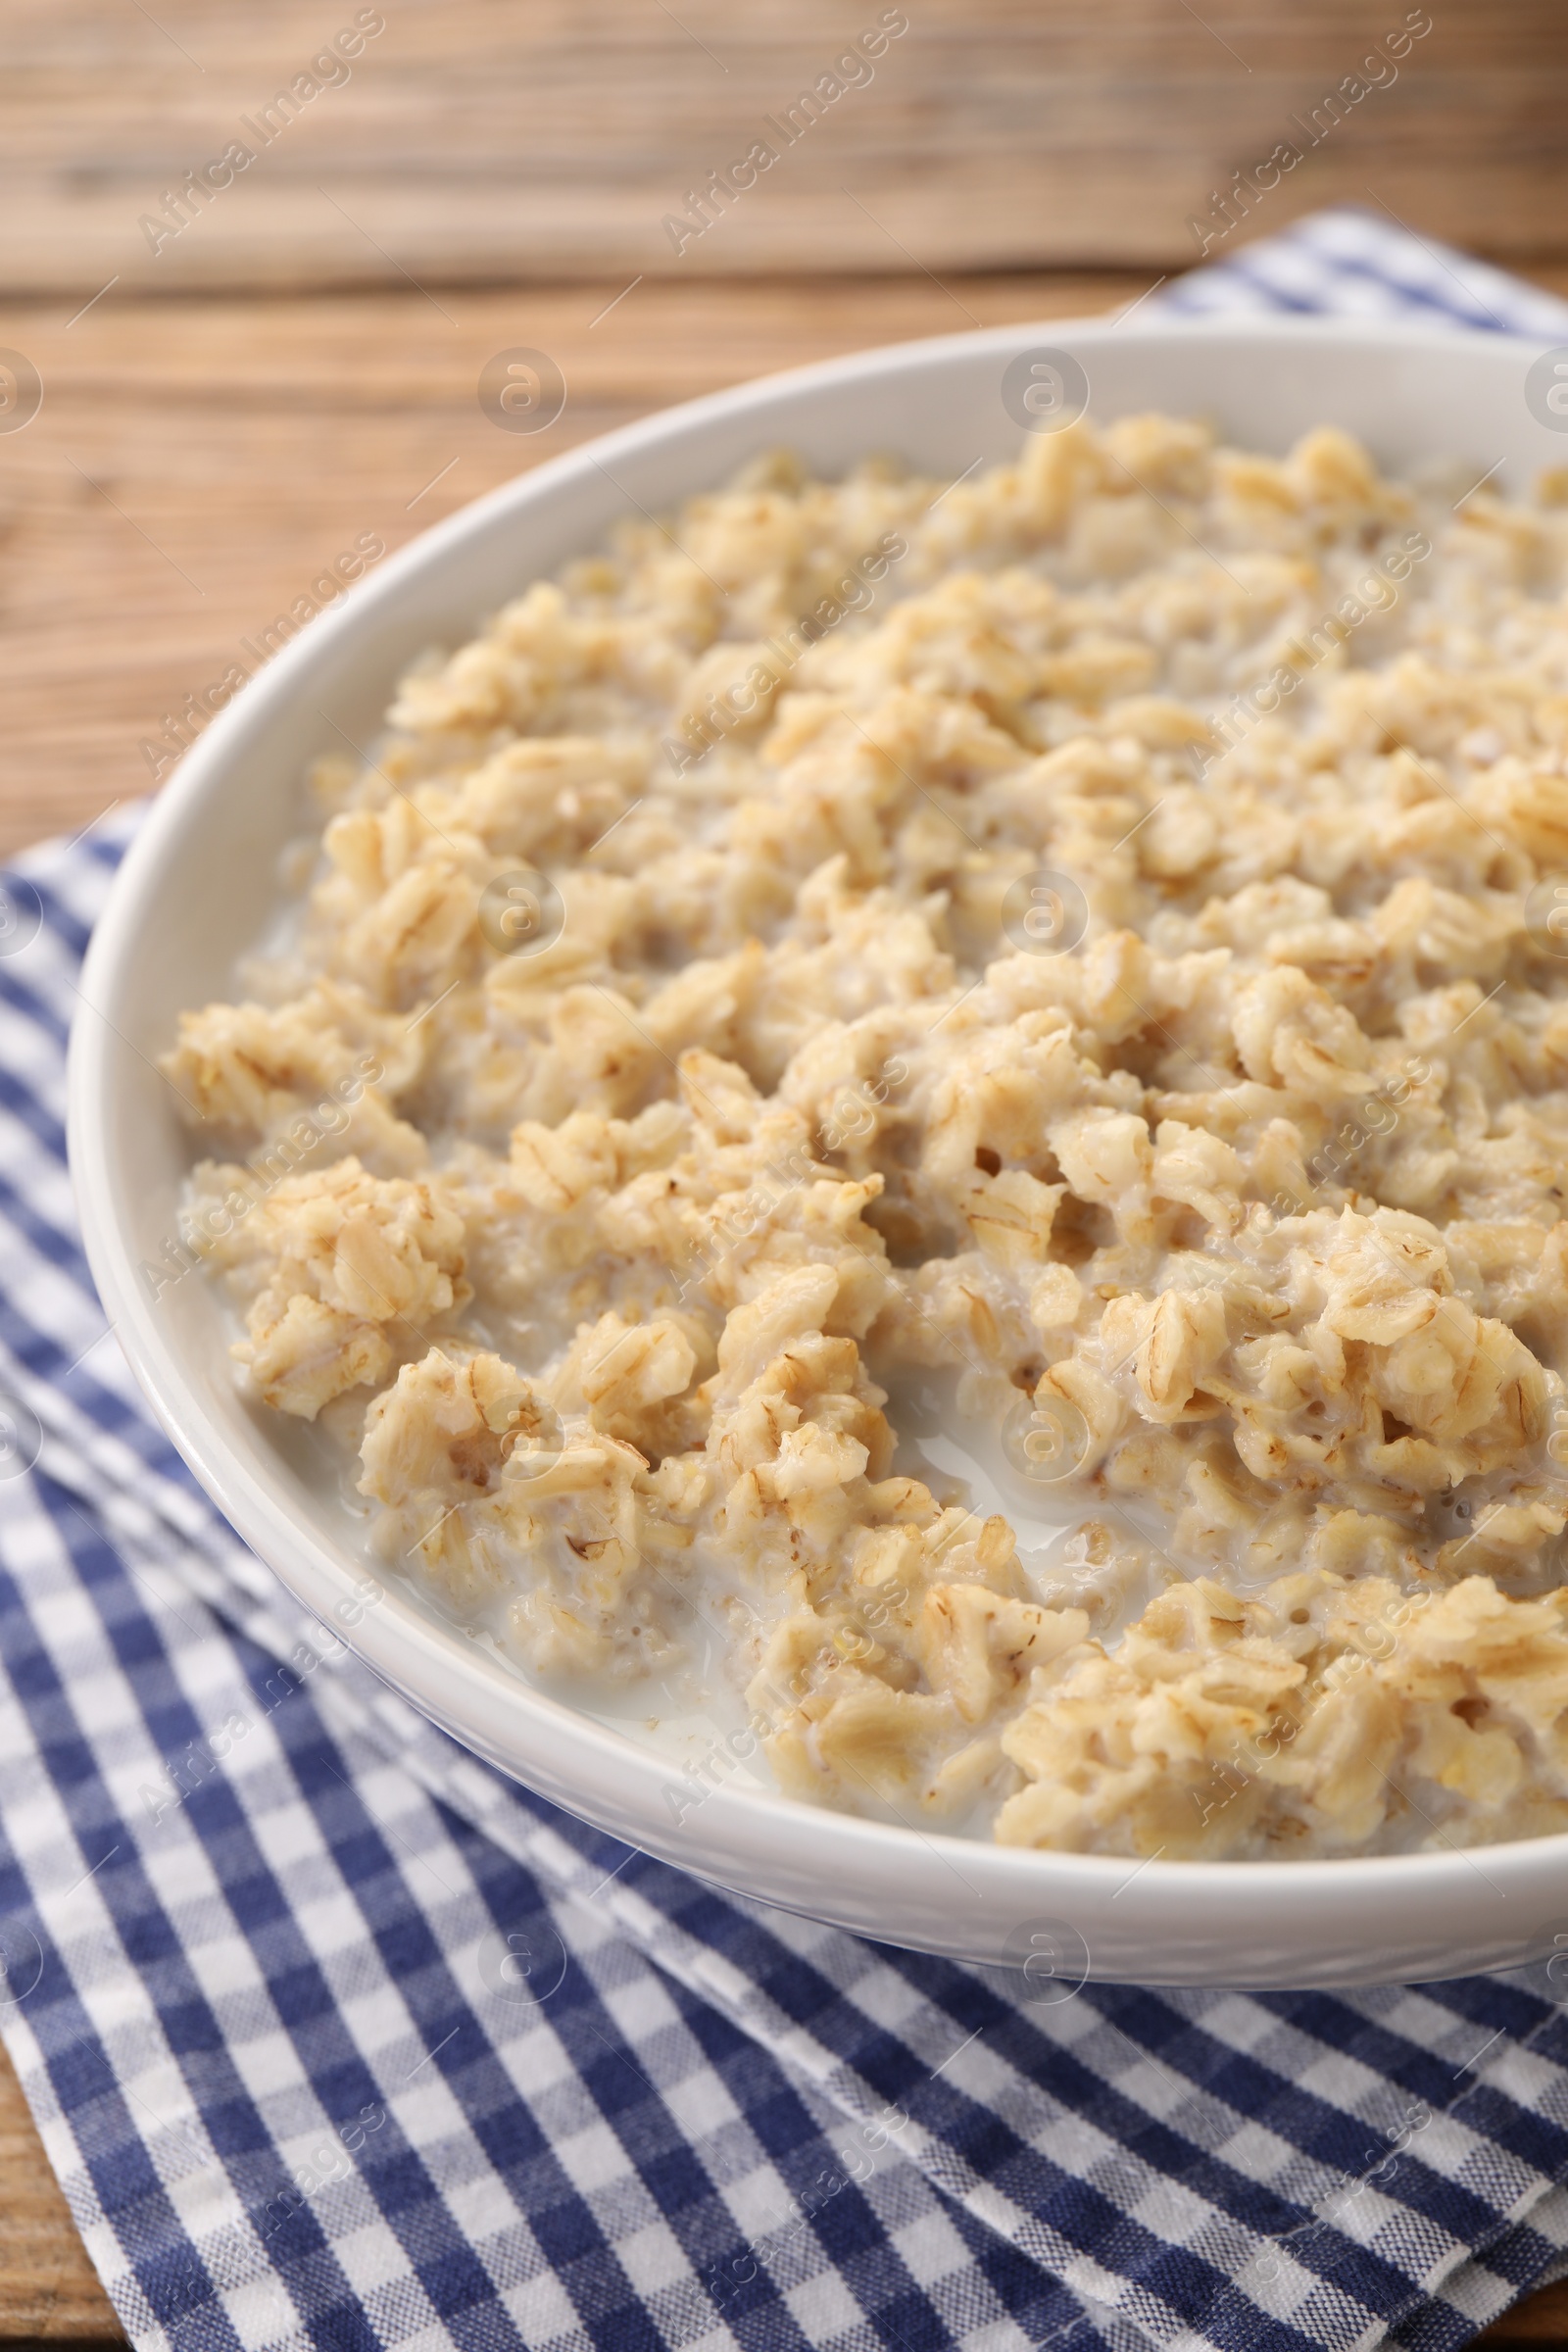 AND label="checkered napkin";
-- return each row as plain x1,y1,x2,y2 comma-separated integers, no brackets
8,212,1568,2352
